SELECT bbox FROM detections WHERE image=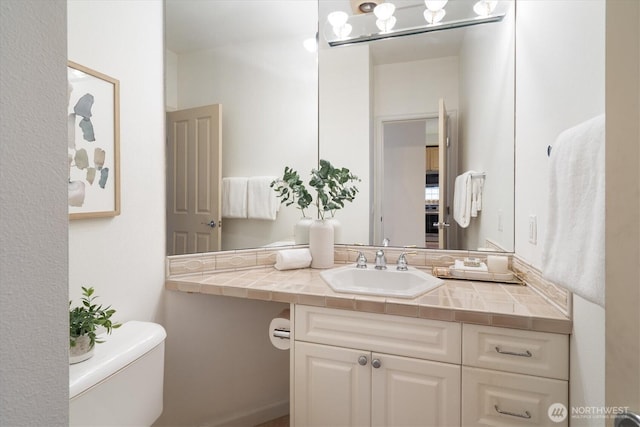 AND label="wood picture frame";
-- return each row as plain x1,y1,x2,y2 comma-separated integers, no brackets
67,61,120,219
